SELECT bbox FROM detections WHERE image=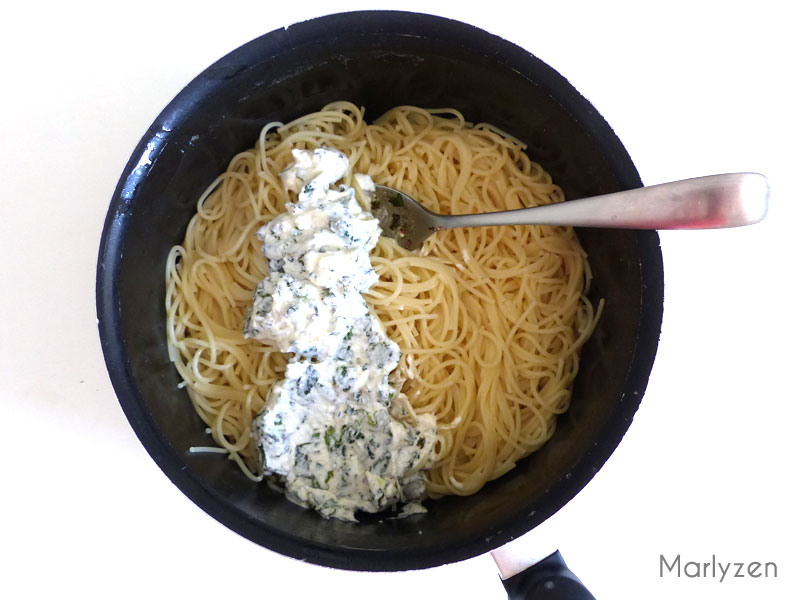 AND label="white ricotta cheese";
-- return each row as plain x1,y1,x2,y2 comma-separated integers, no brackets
245,147,436,521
